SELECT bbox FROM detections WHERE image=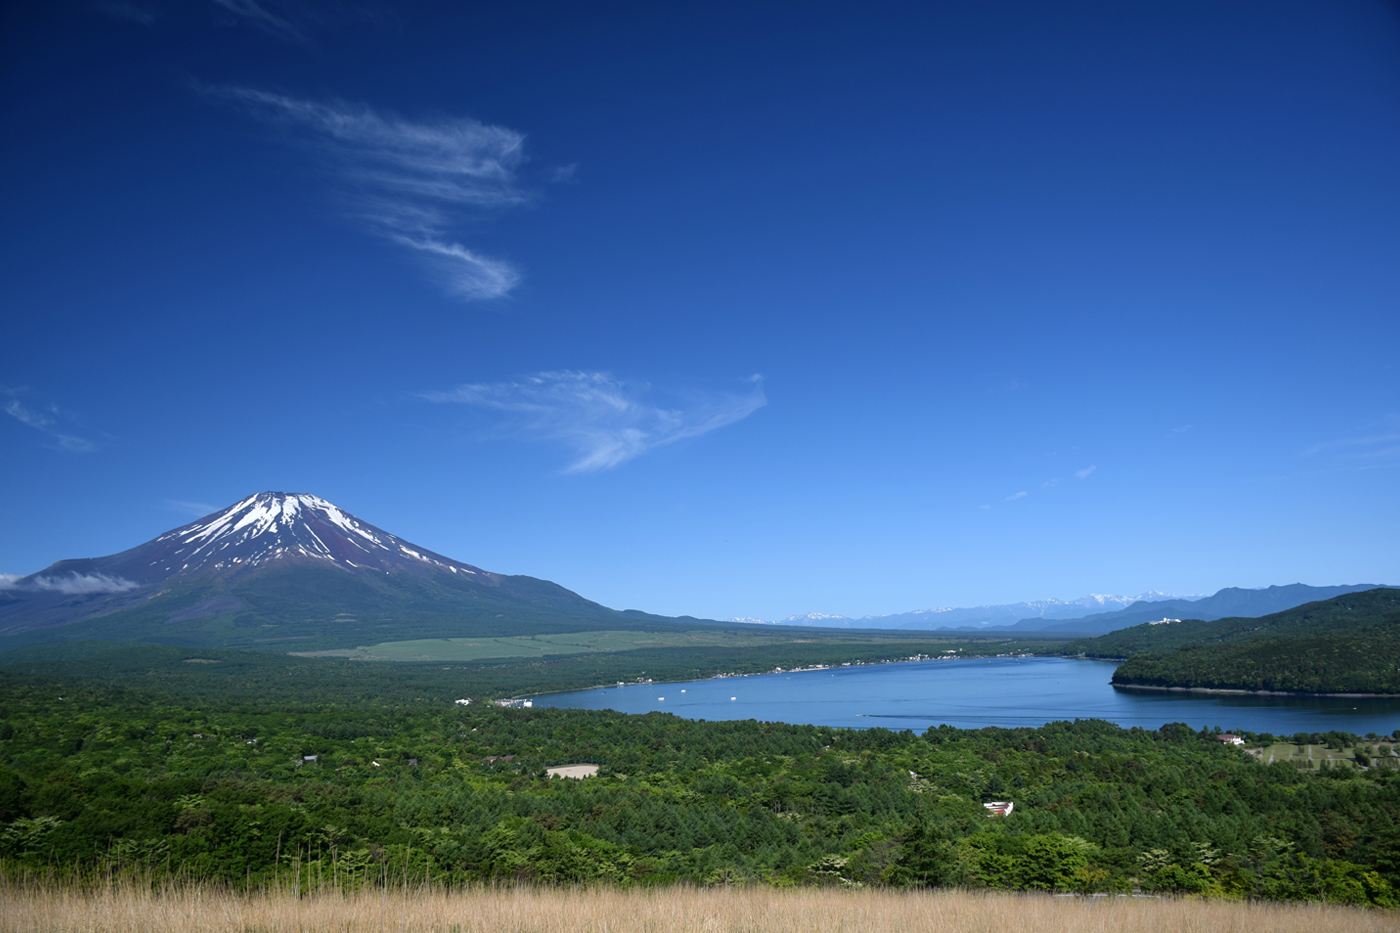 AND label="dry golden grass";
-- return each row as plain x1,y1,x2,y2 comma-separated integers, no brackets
1,882,1396,933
